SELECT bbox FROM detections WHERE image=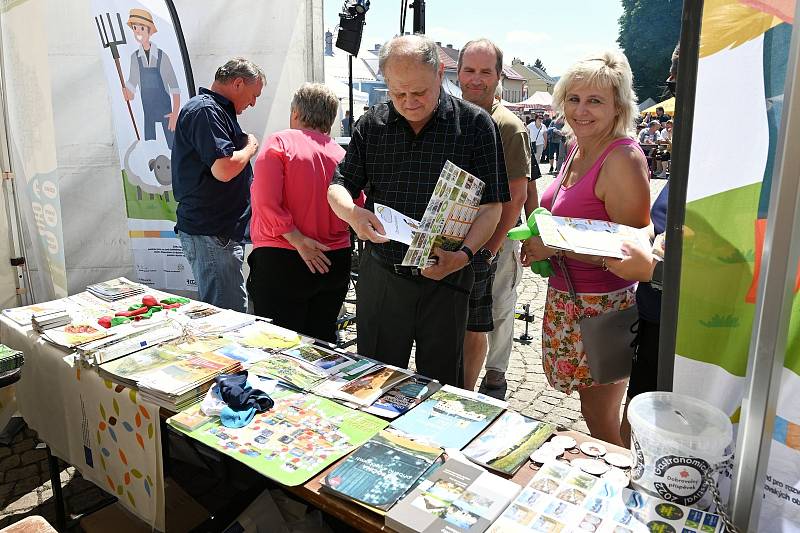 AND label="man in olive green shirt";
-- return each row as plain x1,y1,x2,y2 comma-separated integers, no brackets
458,38,537,392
